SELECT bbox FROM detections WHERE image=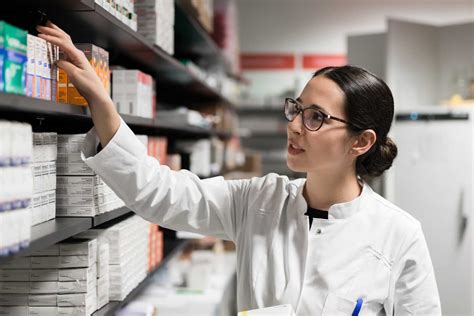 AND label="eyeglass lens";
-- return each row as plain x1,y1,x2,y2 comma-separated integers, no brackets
285,99,324,131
